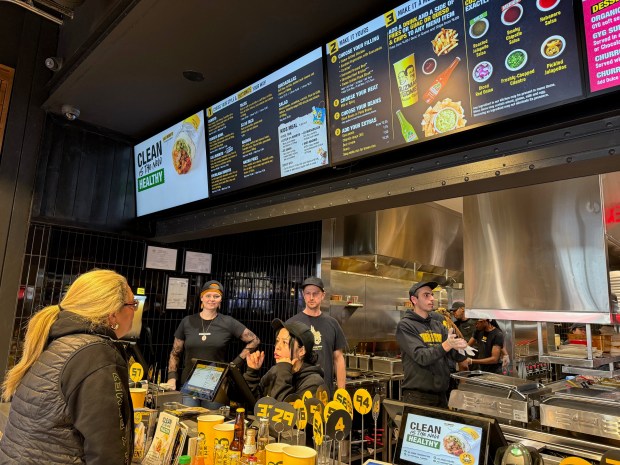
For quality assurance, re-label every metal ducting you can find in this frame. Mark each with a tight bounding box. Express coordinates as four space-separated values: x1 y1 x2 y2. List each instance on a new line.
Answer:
327 204 464 284
464 174 617 324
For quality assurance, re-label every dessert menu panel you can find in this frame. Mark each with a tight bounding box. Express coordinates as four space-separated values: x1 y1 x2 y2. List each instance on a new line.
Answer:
581 0 620 92
207 48 328 196
326 0 583 163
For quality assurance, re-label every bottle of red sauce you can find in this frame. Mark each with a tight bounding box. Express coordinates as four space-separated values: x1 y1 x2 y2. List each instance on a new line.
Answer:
423 57 461 104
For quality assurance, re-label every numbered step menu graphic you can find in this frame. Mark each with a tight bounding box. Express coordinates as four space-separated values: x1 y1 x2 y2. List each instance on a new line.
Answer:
326 0 583 164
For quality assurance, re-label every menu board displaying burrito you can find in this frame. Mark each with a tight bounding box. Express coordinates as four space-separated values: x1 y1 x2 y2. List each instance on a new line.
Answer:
134 111 209 216
207 48 328 196
326 0 583 163
581 0 620 92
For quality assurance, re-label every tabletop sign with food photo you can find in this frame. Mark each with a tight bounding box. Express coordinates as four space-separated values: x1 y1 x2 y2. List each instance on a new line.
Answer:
398 414 483 465
134 111 209 216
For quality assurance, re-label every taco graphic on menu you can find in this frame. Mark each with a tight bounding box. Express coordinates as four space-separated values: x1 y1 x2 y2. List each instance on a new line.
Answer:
171 133 195 175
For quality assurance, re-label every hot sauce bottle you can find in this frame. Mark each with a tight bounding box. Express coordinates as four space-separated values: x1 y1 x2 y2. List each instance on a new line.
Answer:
423 57 461 104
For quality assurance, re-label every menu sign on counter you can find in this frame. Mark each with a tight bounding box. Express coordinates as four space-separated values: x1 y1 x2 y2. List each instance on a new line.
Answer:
582 0 620 92
207 48 328 196
326 0 583 163
134 111 209 216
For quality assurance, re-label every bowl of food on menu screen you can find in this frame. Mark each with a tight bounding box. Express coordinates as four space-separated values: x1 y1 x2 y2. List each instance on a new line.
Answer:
541 35 566 59
469 17 489 39
537 0 560 11
422 98 467 137
472 61 493 83
501 3 523 26
171 133 195 174
423 58 437 75
505 49 528 72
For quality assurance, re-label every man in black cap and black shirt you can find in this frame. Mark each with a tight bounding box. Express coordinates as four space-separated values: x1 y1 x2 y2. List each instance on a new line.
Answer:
450 301 476 342
396 281 469 407
244 319 324 400
287 276 347 395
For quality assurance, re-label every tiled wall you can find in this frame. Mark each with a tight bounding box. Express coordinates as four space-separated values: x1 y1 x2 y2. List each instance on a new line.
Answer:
11 221 321 377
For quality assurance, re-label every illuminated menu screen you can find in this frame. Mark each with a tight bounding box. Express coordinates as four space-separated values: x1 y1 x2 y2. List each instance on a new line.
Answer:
582 0 620 92
326 0 583 163
207 48 328 196
134 111 209 216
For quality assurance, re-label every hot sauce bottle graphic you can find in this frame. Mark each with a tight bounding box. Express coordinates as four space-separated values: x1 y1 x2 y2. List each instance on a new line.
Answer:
423 57 461 104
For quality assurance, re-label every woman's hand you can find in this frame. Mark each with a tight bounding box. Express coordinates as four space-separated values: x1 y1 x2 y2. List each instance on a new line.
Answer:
246 350 265 370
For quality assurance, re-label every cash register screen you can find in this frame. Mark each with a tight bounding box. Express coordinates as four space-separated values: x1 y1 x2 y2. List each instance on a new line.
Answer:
180 360 228 401
394 405 490 465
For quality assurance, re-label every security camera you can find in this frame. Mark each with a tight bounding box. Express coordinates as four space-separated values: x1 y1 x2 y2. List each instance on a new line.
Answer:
44 57 63 72
61 104 80 121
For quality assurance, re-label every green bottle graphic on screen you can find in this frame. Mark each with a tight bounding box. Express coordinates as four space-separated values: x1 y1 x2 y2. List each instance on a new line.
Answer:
396 110 418 143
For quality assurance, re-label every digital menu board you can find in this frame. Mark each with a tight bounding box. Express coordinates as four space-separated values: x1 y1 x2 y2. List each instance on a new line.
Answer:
134 111 209 216
582 0 620 92
326 0 583 163
207 48 328 196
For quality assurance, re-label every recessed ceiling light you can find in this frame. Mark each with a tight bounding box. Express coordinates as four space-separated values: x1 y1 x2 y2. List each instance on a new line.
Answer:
183 70 204 82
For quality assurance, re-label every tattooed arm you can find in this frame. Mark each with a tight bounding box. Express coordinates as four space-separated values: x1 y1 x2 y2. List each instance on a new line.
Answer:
166 337 184 388
238 328 260 360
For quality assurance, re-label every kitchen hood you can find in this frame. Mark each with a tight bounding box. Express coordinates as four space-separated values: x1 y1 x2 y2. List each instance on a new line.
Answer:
326 203 464 284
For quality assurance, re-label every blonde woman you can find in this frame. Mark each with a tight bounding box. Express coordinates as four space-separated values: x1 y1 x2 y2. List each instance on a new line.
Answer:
0 269 136 465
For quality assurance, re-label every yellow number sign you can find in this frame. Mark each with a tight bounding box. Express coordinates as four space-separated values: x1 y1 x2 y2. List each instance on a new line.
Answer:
334 388 353 418
353 388 372 415
129 362 144 383
313 411 324 446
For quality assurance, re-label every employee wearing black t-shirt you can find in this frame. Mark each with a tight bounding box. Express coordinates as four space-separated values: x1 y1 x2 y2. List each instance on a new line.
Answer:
469 319 504 374
164 280 260 404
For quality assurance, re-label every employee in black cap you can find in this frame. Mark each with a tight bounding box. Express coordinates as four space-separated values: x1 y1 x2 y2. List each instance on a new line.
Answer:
450 301 476 342
286 276 347 395
244 319 324 400
164 280 260 404
570 322 587 336
396 281 469 407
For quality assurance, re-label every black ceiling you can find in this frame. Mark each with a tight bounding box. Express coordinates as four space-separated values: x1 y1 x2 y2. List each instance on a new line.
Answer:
43 0 391 140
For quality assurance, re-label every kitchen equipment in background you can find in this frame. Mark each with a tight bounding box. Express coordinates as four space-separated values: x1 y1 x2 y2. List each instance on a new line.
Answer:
370 357 402 375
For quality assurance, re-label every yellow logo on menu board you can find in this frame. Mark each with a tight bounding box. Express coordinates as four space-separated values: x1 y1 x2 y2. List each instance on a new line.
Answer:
384 10 397 27
207 107 213 118
237 85 252 100
328 40 339 55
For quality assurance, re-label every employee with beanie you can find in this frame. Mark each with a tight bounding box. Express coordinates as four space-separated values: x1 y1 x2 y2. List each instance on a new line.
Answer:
165 280 259 404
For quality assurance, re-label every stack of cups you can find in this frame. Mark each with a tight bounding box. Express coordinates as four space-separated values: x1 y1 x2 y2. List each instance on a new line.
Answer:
196 414 224 465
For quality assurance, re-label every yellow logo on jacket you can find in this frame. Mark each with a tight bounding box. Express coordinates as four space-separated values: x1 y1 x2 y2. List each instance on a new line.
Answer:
420 332 443 343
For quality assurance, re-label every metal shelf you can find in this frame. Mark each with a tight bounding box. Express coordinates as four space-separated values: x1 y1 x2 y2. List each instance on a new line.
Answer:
538 354 620 368
561 365 620 377
330 300 364 308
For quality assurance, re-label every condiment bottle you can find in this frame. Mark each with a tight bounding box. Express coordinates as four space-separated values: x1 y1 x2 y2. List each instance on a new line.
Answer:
396 110 418 142
214 444 225 465
423 57 461 104
230 408 246 456
194 436 206 465
228 451 241 465
178 456 192 465
255 418 269 465
242 426 258 461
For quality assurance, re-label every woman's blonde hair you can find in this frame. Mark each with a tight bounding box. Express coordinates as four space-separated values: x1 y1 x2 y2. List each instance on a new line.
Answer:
2 269 129 401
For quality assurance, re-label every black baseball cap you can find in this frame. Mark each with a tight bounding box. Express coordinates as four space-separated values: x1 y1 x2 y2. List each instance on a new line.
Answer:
409 281 438 297
570 322 586 331
200 280 224 297
272 318 315 354
450 301 465 311
301 276 324 291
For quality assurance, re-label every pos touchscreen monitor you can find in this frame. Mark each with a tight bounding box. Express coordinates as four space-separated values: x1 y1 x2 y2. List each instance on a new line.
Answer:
180 360 228 402
394 404 499 465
